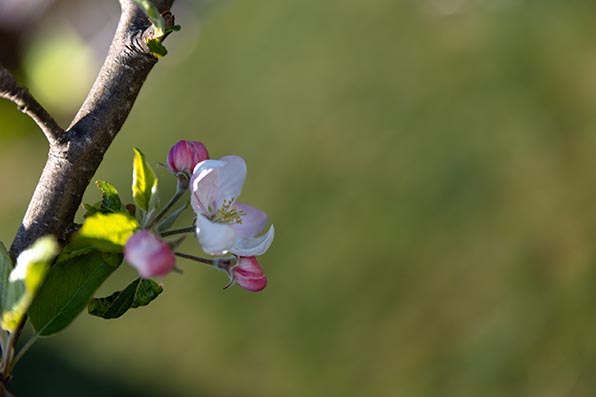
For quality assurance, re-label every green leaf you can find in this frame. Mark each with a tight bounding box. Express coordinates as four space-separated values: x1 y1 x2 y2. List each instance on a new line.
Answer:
132 147 158 212
83 202 102 217
28 250 122 336
164 25 181 34
88 278 163 319
1 236 59 332
67 212 138 255
96 180 122 213
0 242 13 316
147 39 168 57
83 181 123 218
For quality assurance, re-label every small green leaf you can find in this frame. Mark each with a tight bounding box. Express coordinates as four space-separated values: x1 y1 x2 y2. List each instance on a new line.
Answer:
1 236 59 332
132 147 158 212
28 250 122 336
68 212 138 254
88 278 163 319
164 25 181 35
147 39 168 57
96 180 122 213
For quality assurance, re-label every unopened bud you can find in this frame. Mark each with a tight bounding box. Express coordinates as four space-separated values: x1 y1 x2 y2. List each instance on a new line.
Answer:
167 140 209 174
124 230 176 278
231 256 267 292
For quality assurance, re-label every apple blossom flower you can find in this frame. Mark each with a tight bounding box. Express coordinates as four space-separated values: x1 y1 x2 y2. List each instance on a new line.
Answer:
167 140 210 175
124 230 176 278
190 155 275 256
230 256 268 292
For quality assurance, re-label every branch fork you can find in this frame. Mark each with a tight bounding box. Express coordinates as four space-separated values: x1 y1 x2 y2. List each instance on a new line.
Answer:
0 0 175 390
5 0 174 258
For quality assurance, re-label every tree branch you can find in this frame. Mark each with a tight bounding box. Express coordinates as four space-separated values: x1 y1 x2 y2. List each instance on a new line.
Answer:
0 65 65 146
9 0 175 258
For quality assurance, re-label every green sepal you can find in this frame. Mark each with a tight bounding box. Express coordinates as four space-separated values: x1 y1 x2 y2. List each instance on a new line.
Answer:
88 278 163 319
132 147 158 213
1 236 59 332
157 201 189 233
28 251 122 336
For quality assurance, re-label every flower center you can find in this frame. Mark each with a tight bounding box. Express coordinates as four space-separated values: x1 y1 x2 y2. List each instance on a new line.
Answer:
210 199 245 224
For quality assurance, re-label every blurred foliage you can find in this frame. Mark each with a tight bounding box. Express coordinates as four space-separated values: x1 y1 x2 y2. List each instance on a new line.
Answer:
25 26 95 115
3 0 596 396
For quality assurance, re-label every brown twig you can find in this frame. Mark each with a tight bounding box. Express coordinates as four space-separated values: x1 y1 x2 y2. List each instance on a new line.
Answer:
0 65 65 146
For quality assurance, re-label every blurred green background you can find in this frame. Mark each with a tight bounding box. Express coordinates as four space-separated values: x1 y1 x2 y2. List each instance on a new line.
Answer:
3 0 596 396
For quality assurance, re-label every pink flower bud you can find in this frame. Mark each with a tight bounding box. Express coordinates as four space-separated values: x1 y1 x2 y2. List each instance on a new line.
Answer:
231 256 267 292
167 140 210 174
124 230 176 278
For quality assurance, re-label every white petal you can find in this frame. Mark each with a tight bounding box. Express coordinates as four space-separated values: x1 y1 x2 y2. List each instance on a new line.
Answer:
196 215 237 255
231 224 275 257
190 159 226 216
190 156 247 216
213 156 247 208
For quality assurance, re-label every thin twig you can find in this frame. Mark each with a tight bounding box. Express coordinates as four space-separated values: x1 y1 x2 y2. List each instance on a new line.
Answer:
0 65 65 146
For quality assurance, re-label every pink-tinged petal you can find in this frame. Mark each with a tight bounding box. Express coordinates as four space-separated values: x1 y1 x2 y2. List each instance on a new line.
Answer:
196 215 237 255
124 231 176 278
232 257 267 292
230 202 269 238
190 159 226 216
190 156 247 216
212 155 246 208
167 140 209 174
231 224 275 257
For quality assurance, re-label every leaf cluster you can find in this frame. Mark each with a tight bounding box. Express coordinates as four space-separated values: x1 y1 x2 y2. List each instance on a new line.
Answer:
1 149 166 339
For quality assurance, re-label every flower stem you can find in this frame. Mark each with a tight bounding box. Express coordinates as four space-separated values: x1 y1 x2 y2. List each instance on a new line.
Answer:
1 333 14 378
175 252 237 271
147 190 184 230
1 315 28 380
147 174 189 230
174 252 214 265
161 226 195 237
